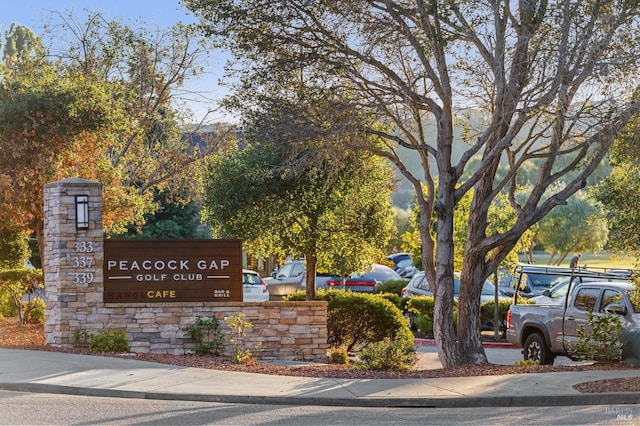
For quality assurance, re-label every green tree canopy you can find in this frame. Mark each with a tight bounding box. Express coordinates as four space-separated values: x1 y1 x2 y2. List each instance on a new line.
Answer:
593 118 640 255
203 138 395 299
536 191 608 264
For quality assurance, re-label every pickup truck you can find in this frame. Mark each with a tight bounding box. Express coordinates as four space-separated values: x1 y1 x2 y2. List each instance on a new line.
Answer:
506 279 639 365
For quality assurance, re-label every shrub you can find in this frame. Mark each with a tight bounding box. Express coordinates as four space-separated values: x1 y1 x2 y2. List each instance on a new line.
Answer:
24 297 45 325
405 295 435 318
377 292 404 310
479 299 513 332
0 268 43 324
283 288 339 301
0 288 18 317
356 336 415 371
88 329 130 353
73 329 92 348
411 314 433 335
328 348 350 364
514 359 539 366
226 313 254 363
327 291 414 353
183 315 224 355
376 280 407 296
576 311 623 363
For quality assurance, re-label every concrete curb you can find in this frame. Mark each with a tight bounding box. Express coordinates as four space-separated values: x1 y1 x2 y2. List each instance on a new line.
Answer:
1 382 638 408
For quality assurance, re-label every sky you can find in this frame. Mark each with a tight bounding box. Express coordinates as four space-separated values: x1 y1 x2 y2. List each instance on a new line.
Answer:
1 0 231 122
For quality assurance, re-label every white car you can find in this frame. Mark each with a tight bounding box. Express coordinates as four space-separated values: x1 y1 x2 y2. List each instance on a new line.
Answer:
529 278 571 304
243 269 269 302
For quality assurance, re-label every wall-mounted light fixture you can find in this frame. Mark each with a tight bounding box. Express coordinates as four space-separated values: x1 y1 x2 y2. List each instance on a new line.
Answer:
75 195 89 229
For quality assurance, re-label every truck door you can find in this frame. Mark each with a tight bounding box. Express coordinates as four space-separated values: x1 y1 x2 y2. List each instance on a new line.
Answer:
562 287 600 352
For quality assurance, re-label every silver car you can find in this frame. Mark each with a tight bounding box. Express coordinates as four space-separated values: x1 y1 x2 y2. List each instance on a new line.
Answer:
401 272 510 302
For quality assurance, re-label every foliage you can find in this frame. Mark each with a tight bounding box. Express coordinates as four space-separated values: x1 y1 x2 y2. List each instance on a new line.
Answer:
479 300 515 333
225 313 254 363
327 292 413 353
183 315 224 355
88 329 130 353
514 359 540 367
593 160 640 254
0 289 18 318
0 16 222 262
576 312 623 363
405 296 436 319
73 329 93 348
0 228 31 269
356 336 415 371
536 191 608 264
411 315 434 336
376 280 408 297
376 292 404 310
186 0 640 367
202 134 395 300
0 268 44 325
328 348 350 365
23 297 45 325
283 288 342 302
119 190 208 239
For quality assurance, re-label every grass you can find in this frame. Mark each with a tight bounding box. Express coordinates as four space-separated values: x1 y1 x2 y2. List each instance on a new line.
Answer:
521 252 637 270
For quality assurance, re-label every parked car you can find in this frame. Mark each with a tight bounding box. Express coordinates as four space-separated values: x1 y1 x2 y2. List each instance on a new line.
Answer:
263 260 305 297
529 278 571 304
507 281 640 365
242 269 269 302
326 264 405 293
504 264 633 298
386 252 418 279
401 272 509 302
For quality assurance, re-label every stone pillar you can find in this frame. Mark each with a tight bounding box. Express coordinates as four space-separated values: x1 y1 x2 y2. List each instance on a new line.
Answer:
44 178 103 347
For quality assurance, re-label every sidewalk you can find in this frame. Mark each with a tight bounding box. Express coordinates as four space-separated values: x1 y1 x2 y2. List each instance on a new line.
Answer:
0 348 639 408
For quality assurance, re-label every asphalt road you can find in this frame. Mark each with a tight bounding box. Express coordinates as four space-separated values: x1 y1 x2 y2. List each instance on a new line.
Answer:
0 390 637 425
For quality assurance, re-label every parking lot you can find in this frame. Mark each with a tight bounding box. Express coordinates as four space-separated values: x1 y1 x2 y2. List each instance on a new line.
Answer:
414 342 593 370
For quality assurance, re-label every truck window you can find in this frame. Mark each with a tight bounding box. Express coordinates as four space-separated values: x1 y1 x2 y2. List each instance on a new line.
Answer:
600 289 623 313
573 288 599 312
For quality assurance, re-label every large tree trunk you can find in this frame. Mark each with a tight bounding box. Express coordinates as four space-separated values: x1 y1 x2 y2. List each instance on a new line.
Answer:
305 253 317 300
456 257 488 365
432 169 463 367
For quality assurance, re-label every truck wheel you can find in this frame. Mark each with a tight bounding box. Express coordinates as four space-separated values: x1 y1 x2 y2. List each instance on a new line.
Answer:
523 333 555 365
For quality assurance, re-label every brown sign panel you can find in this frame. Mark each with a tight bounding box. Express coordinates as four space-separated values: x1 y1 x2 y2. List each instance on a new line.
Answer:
104 239 242 303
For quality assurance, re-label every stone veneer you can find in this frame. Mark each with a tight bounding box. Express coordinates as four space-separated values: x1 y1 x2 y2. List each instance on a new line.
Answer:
43 178 328 362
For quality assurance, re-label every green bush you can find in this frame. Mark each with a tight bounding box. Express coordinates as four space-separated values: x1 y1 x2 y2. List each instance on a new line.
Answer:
412 314 433 335
327 291 414 353
88 329 130 353
73 329 93 348
479 299 514 332
24 297 45 325
356 336 415 371
405 295 436 318
329 348 350 364
183 315 224 355
376 280 407 296
0 268 44 324
405 295 459 335
576 311 623 363
0 289 18 317
377 292 404 310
